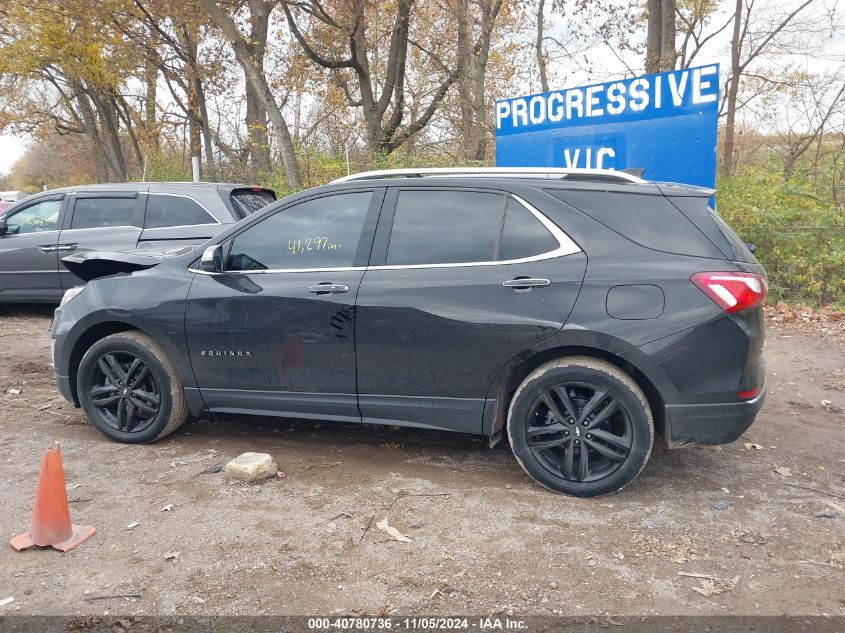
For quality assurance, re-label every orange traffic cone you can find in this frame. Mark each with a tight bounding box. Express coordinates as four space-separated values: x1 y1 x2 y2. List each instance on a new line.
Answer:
10 441 95 552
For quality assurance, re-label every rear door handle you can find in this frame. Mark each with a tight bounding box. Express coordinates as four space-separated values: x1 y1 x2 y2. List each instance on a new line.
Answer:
55 244 77 252
503 278 551 290
308 283 350 295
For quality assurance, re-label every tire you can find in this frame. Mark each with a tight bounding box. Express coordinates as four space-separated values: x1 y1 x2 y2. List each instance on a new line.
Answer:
77 331 188 444
507 357 653 497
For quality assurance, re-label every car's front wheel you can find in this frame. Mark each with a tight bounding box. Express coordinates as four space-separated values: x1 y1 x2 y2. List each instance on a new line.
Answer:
77 331 188 443
507 357 653 497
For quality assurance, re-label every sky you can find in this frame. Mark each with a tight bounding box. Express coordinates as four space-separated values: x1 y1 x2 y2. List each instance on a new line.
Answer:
0 134 26 176
0 0 841 177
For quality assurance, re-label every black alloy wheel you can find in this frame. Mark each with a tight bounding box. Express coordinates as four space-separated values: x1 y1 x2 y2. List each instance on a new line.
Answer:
77 331 188 443
525 382 632 483
508 357 653 497
88 351 161 433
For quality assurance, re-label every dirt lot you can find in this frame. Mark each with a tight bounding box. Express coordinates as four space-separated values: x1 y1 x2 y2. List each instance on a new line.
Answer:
0 303 843 618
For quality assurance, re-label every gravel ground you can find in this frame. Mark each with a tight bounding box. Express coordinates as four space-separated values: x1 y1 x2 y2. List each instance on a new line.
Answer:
0 303 843 619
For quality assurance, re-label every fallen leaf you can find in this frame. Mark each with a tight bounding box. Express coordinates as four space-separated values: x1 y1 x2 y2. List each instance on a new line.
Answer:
160 504 173 512
774 466 793 477
126 522 140 530
376 518 413 543
821 399 832 406
744 442 763 450
163 552 180 560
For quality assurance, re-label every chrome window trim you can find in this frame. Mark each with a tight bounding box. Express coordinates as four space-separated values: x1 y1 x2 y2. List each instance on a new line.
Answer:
144 192 222 225
375 194 579 270
187 195 580 276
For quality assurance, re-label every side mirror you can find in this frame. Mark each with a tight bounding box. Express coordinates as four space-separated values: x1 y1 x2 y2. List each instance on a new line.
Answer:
0 216 7 237
200 244 223 273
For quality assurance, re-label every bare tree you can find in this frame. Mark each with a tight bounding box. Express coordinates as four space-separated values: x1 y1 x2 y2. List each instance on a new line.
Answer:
645 0 676 73
454 0 504 161
244 0 274 173
536 0 549 92
280 0 459 156
200 0 301 188
721 0 818 177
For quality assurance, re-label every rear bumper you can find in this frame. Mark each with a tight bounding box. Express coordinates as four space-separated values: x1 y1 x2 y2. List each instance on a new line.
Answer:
664 385 765 446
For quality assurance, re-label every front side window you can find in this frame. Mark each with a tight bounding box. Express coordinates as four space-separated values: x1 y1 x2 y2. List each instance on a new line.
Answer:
145 194 216 228
386 191 506 265
227 192 373 271
5 199 62 234
71 197 136 229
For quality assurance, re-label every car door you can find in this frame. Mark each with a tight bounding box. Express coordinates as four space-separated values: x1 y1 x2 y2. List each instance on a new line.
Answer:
354 187 588 434
185 188 384 422
0 195 66 302
58 192 144 290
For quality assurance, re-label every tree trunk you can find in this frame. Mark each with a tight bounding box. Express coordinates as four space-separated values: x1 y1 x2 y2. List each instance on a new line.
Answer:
659 0 676 71
471 2 496 161
722 0 743 177
645 0 662 74
73 86 110 182
245 0 272 173
179 27 216 180
456 0 473 160
88 87 127 181
536 0 549 92
201 0 301 188
143 23 160 151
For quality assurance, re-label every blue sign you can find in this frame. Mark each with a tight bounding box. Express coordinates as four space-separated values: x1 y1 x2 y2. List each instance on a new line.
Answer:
495 64 719 188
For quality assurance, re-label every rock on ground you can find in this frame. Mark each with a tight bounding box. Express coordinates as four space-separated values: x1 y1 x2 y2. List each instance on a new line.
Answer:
224 452 277 481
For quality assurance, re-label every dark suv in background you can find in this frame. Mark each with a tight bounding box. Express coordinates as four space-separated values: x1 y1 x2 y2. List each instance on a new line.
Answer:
50 168 767 497
0 182 274 302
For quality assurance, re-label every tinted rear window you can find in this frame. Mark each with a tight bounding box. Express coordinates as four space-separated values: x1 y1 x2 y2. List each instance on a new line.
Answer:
386 191 505 265
145 194 216 228
71 197 136 229
547 189 721 258
230 189 275 219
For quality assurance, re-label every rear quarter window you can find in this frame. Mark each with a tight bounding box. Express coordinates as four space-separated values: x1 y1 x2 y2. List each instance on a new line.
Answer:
145 194 216 228
546 189 721 258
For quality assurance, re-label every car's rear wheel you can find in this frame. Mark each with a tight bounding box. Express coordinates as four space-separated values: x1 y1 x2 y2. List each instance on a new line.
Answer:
77 331 188 443
507 357 653 497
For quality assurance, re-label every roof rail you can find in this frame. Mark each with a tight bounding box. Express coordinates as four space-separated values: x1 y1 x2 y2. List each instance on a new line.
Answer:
331 167 647 185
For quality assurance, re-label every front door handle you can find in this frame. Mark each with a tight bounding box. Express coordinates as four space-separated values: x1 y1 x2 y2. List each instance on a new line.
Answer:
55 243 77 252
308 283 350 295
503 278 551 290
38 246 58 253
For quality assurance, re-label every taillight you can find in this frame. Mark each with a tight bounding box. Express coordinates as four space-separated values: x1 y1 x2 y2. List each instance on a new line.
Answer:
691 272 767 314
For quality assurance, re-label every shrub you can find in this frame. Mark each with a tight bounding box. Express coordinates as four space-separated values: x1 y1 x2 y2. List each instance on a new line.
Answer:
716 166 845 307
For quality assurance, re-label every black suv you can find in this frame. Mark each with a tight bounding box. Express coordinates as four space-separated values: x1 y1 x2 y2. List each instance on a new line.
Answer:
50 168 767 497
0 182 274 303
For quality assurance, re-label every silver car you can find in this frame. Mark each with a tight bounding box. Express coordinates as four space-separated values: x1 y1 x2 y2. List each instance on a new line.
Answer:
0 182 274 303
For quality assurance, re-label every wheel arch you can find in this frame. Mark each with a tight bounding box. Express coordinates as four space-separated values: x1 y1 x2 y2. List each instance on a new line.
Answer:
66 321 141 404
486 344 666 442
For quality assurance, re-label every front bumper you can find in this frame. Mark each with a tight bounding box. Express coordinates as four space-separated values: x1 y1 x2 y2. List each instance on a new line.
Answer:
664 386 765 446
55 372 76 405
